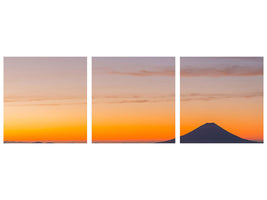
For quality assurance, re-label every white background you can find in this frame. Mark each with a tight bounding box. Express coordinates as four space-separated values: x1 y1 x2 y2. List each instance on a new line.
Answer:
0 0 266 200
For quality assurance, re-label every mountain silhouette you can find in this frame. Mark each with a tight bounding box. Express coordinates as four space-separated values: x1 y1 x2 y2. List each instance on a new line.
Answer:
180 123 258 143
158 138 175 143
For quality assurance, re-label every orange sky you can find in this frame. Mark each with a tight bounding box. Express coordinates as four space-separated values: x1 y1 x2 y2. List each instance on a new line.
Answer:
180 57 263 142
92 57 175 143
4 57 87 143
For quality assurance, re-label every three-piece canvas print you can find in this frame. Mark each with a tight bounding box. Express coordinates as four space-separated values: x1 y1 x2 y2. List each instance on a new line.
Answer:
3 57 264 143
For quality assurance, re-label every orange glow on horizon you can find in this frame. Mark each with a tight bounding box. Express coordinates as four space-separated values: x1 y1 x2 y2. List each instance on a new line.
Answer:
4 57 87 143
180 99 263 141
180 57 263 142
92 57 175 143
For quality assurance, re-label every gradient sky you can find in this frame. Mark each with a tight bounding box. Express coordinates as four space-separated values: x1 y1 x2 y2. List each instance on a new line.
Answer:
4 57 87 143
181 57 263 142
92 57 175 143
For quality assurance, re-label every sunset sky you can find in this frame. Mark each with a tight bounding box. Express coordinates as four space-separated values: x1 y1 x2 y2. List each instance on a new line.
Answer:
180 57 263 142
92 57 175 143
4 57 87 143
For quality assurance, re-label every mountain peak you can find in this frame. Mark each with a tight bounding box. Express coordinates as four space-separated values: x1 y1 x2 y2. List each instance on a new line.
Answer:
203 122 218 126
181 122 256 143
200 122 224 130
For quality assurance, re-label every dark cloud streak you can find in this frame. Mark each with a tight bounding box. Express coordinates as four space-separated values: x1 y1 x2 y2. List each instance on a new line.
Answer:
181 65 263 77
181 92 263 101
108 69 175 77
93 94 175 104
5 96 85 103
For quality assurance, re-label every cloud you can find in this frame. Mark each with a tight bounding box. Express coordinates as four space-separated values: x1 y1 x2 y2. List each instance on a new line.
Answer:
93 94 174 104
108 69 175 77
181 92 263 101
5 96 85 103
4 96 86 106
110 100 149 104
181 65 263 77
7 102 86 106
180 57 263 77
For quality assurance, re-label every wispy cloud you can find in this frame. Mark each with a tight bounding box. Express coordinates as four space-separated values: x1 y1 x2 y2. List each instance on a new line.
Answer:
181 65 263 77
93 94 174 104
181 92 263 101
5 96 86 106
5 96 85 103
7 102 87 107
110 100 150 104
108 69 175 77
